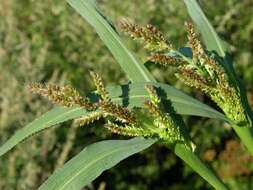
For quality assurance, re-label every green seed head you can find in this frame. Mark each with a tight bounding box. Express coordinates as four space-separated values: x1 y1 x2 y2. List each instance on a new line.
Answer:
120 20 171 52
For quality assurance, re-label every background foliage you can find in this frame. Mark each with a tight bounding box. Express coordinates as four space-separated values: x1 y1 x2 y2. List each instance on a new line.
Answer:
0 0 253 189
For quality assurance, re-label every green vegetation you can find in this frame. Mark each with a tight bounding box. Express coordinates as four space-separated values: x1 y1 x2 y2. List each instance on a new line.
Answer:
0 0 253 189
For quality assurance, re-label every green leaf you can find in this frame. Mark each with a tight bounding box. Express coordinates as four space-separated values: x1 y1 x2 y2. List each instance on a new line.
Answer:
38 138 155 190
0 82 228 157
67 0 155 83
0 107 86 157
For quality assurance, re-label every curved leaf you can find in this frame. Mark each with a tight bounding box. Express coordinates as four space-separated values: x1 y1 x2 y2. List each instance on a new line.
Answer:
67 0 155 83
0 107 86 157
0 82 229 157
38 138 155 190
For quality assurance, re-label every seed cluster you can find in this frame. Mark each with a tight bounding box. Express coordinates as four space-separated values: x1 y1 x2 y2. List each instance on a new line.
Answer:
29 83 95 109
144 86 187 145
121 20 249 126
120 20 171 52
90 71 110 102
99 101 137 124
74 111 104 126
150 54 187 67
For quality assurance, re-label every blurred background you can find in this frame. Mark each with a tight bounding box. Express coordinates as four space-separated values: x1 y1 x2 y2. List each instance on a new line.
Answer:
0 0 253 189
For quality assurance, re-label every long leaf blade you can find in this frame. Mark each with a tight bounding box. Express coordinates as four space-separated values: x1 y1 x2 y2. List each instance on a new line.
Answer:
0 107 86 157
38 138 155 190
67 0 155 82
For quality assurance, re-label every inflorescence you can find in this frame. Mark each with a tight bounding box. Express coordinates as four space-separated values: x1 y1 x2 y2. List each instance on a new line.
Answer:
29 72 193 149
120 20 249 127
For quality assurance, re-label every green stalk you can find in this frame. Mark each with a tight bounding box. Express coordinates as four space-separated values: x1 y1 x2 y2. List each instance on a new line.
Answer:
233 125 253 156
174 143 228 190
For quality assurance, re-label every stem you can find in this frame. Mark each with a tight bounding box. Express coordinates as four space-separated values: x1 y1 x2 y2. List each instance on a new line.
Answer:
173 143 229 190
233 125 253 156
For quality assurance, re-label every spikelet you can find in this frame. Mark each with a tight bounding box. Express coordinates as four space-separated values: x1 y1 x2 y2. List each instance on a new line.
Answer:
143 85 189 146
120 20 171 52
185 22 228 84
74 111 104 126
176 68 210 92
150 54 186 67
185 21 205 61
88 71 137 124
90 71 110 102
29 83 95 109
143 100 162 119
145 85 161 106
99 101 136 124
104 123 152 137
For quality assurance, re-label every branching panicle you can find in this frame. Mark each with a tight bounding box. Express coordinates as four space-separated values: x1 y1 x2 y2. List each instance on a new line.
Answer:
136 21 250 127
29 73 193 149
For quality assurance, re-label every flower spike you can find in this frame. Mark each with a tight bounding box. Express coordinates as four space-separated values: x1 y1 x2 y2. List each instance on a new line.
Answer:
29 83 95 109
99 101 137 124
90 71 110 102
150 53 187 67
120 20 171 52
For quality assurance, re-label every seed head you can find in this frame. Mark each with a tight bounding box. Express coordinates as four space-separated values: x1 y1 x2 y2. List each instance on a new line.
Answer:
150 54 186 67
90 71 110 102
29 83 95 109
120 20 171 52
177 68 212 92
99 101 137 124
104 123 151 137
145 85 161 106
185 21 204 60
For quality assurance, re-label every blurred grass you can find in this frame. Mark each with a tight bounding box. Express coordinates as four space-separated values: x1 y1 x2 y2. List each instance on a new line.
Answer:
0 0 252 189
